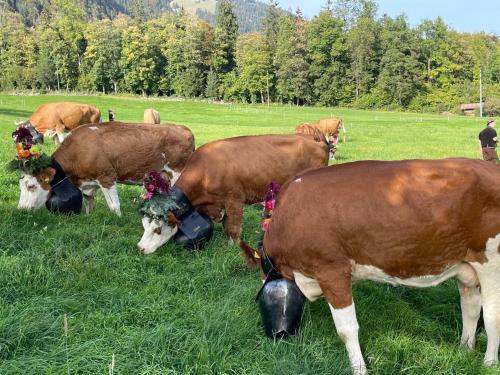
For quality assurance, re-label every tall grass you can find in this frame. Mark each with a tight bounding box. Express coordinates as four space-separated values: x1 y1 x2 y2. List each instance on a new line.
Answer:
0 95 497 374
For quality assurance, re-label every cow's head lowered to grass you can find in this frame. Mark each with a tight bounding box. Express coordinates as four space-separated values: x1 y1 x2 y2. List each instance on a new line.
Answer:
10 124 52 210
11 124 82 214
137 172 213 254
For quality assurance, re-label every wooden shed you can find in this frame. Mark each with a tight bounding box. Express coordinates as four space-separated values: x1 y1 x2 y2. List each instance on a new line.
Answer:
460 103 480 116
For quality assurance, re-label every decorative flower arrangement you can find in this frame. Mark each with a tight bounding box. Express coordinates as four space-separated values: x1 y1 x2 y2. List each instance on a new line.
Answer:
262 182 280 232
138 171 178 220
8 125 51 174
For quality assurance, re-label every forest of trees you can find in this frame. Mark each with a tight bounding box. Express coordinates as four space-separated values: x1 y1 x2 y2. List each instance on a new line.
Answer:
0 0 499 114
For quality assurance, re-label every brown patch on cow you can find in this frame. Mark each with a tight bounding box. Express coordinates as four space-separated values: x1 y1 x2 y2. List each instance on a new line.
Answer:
153 227 162 235
262 159 500 294
166 212 181 228
34 167 56 190
464 248 488 264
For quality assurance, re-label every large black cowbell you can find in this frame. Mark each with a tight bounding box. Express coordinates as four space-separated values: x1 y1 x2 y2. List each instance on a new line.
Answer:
170 186 213 250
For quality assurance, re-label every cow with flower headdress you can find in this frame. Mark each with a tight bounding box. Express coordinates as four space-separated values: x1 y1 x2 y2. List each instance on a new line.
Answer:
137 132 329 254
11 122 194 216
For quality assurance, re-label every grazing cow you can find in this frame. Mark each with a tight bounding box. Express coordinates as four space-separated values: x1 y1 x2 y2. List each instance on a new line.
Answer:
294 123 335 159
137 132 329 254
316 117 346 143
144 108 160 124
241 159 500 375
17 122 194 216
21 102 101 145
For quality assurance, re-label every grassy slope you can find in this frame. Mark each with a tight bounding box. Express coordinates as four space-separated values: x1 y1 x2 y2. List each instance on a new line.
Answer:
0 95 498 375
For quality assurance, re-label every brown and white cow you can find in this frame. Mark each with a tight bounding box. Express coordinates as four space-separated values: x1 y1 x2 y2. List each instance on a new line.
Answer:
18 122 194 216
144 108 160 124
316 117 346 143
21 102 102 144
137 132 329 254
242 159 500 375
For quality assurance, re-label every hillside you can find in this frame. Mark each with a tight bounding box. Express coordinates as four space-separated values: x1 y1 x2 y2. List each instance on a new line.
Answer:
5 0 269 32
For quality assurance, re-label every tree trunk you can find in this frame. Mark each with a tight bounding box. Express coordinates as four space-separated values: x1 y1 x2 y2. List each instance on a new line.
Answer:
113 81 118 94
102 84 105 94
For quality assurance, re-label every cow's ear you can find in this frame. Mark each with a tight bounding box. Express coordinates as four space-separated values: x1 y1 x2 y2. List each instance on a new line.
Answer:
166 212 181 228
35 167 56 188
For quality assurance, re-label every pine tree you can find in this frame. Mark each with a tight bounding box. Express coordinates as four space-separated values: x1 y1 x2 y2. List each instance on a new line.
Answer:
261 0 280 57
213 0 238 75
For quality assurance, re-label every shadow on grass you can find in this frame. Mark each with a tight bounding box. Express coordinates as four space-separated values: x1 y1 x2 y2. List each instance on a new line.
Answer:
0 109 32 119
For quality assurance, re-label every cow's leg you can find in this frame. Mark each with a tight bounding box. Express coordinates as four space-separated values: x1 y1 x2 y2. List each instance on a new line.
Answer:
98 182 121 216
54 123 66 145
222 200 244 245
456 264 481 350
320 270 367 375
471 234 500 366
81 184 98 214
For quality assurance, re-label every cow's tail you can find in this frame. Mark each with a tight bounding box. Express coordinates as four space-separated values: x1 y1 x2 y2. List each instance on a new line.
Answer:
239 241 261 268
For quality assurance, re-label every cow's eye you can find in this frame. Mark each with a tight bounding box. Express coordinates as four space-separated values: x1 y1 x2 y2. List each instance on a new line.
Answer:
153 227 162 235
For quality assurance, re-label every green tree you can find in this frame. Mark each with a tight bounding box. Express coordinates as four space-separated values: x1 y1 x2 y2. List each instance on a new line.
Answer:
235 32 272 103
120 24 157 96
308 10 352 106
274 14 310 105
213 0 238 75
83 19 123 93
348 0 379 99
377 15 422 107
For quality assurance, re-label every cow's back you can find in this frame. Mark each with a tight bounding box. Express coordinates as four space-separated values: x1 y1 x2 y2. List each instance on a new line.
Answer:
30 102 101 132
266 159 500 279
179 134 328 203
54 122 194 184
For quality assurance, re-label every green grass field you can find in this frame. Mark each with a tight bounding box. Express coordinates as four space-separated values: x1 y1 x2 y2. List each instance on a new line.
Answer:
0 95 498 375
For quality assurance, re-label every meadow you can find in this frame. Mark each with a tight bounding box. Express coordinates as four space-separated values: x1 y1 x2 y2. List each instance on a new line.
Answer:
0 94 497 375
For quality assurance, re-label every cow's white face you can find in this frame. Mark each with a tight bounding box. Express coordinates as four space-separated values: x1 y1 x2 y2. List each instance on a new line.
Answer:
18 173 51 210
138 216 178 254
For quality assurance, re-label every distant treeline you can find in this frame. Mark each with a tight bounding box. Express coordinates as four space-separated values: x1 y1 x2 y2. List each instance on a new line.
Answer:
1 0 499 113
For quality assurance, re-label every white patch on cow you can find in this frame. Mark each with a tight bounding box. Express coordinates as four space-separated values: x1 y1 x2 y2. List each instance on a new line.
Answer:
88 126 99 131
18 173 50 210
138 217 178 254
351 262 463 287
163 164 181 185
293 272 323 301
55 132 65 145
161 153 166 159
293 178 302 183
80 181 99 214
470 233 500 366
329 302 367 375
99 183 121 216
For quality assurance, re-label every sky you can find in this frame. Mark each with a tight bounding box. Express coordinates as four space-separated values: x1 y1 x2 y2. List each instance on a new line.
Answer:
276 0 500 35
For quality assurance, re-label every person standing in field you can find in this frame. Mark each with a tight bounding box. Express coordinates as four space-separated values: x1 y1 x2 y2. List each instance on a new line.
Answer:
478 119 498 163
108 109 115 122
